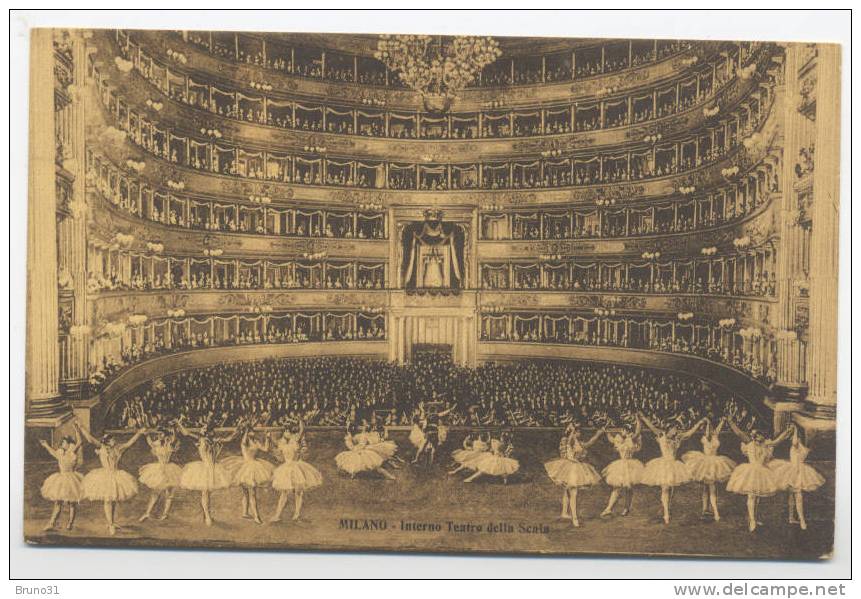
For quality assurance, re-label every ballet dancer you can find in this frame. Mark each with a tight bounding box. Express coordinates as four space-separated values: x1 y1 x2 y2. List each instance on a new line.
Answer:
408 408 426 463
365 420 404 468
449 431 489 475
639 413 705 524
464 431 519 484
682 417 736 522
545 424 605 527
220 420 274 524
270 418 323 522
177 418 240 526
413 403 454 466
768 424 825 530
335 423 396 480
38 426 83 531
138 426 182 522
76 420 146 535
726 419 793 532
600 415 644 518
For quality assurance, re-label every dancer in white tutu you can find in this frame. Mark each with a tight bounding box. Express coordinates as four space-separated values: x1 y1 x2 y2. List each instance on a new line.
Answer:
639 413 705 524
364 419 404 469
545 425 605 527
682 417 736 522
270 418 323 522
727 419 793 532
335 424 396 479
449 431 489 475
38 427 83 531
138 427 182 522
600 415 644 518
177 419 240 526
220 421 273 524
768 424 825 530
76 420 146 535
464 431 519 484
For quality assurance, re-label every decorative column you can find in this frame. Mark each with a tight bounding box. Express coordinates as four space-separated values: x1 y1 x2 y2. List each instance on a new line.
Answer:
801 44 840 434
59 32 90 397
769 48 806 421
26 30 68 427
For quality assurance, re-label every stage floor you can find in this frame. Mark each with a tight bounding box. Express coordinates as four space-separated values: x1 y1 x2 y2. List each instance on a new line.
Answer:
24 430 835 559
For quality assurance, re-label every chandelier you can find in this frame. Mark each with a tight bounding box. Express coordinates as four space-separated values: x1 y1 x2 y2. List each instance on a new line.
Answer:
375 34 502 112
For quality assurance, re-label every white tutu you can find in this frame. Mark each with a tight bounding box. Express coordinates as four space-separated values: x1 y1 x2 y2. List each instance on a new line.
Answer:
82 468 138 501
726 463 779 497
602 458 645 488
409 425 425 449
138 462 183 490
681 451 737 483
179 461 232 491
546 458 602 488
768 460 825 492
41 471 83 502
272 460 323 491
473 453 519 477
366 440 398 460
335 448 384 474
452 448 481 465
220 456 273 487
641 457 691 487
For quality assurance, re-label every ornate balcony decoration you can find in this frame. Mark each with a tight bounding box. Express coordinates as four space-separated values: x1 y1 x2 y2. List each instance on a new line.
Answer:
797 72 817 121
374 34 502 112
144 98 164 112
128 314 149 326
125 158 146 173
55 178 73 218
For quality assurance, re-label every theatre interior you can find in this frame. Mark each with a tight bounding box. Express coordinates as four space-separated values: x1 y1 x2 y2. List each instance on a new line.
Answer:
24 28 839 555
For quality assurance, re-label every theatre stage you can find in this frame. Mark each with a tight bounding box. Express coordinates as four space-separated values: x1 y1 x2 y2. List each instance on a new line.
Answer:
24 430 834 559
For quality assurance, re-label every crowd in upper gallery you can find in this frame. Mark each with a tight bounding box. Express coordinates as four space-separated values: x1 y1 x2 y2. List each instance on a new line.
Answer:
172 31 697 87
112 37 749 139
95 77 769 191
113 32 751 141
89 140 776 244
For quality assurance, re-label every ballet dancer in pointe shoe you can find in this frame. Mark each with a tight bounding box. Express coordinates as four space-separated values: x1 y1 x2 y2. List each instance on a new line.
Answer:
38 426 84 532
545 424 604 527
220 420 273 524
335 423 396 480
601 415 644 518
177 418 240 526
726 419 793 532
682 417 736 522
138 426 182 522
464 430 519 485
767 424 825 531
76 420 146 535
449 431 489 475
639 413 705 525
270 418 323 522
362 419 403 469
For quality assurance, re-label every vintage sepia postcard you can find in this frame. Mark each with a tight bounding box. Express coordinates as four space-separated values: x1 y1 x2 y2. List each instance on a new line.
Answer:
24 25 839 560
